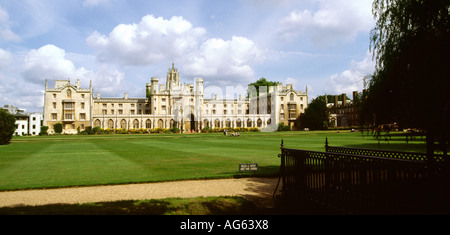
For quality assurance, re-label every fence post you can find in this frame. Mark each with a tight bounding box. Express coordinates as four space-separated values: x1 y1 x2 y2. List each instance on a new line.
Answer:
279 139 286 193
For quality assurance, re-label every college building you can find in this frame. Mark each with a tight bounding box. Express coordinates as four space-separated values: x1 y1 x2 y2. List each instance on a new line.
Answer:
43 63 308 134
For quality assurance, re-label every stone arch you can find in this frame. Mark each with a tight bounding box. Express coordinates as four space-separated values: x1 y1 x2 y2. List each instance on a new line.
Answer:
247 118 252 127
214 119 220 128
236 118 242 128
94 119 101 128
257 118 262 128
120 119 127 129
108 119 114 129
133 119 139 129
225 119 231 128
146 119 151 129
158 119 164 128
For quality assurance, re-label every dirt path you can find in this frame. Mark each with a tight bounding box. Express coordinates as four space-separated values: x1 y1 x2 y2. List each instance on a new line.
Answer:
0 177 280 209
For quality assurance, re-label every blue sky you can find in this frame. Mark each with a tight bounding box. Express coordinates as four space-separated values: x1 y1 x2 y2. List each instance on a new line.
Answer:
0 0 376 112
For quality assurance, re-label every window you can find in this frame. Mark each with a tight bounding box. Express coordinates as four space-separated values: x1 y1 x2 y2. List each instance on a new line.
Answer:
81 102 85 109
102 109 107 115
67 89 72 98
103 104 107 108
81 94 85 99
131 110 135 115
119 104 123 108
131 104 135 108
111 109 114 114
80 113 86 120
290 93 294 101
280 113 285 119
65 113 73 120
52 113 57 120
119 109 123 114
53 94 56 99
53 102 56 109
64 103 74 109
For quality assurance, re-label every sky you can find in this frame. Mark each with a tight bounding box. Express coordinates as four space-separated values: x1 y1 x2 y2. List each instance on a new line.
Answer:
0 0 376 113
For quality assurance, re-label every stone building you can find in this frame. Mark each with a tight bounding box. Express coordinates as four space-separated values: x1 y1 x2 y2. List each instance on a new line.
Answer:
43 63 308 134
327 91 359 128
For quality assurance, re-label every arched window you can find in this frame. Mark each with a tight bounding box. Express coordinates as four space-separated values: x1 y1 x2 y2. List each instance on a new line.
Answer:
67 89 72 98
290 93 294 101
146 119 151 129
133 119 139 129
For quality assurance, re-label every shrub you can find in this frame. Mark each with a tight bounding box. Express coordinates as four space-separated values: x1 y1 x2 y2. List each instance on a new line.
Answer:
277 123 291 131
92 126 102 134
0 110 16 145
39 126 49 136
54 123 63 134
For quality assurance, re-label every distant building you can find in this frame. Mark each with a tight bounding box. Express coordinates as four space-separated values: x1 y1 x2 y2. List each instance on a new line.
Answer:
43 63 308 134
1 105 43 136
327 91 359 128
29 113 44 136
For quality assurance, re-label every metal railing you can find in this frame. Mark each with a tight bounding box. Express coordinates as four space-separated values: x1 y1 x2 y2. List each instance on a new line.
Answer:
278 139 450 214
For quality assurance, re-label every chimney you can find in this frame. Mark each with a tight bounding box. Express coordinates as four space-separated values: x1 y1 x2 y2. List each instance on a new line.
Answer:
124 92 128 99
97 92 100 99
342 93 346 107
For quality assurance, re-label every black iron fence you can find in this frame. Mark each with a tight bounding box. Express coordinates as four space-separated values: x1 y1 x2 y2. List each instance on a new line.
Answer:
277 139 450 214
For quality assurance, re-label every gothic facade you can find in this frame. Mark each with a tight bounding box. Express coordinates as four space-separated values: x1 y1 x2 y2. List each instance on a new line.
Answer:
43 63 308 134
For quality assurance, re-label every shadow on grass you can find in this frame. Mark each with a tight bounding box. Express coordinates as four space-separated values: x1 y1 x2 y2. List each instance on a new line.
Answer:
0 197 267 215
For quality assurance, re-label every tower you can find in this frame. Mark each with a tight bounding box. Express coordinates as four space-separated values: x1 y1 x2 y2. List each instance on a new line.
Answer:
166 62 180 91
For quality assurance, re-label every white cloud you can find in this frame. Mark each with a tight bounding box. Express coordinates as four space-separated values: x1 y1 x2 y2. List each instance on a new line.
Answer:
87 14 206 66
183 36 265 86
278 0 374 47
0 48 12 68
0 5 21 42
329 51 375 95
21 44 125 97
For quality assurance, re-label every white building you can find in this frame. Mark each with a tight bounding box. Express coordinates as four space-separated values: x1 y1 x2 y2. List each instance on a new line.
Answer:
29 113 44 135
1 105 43 136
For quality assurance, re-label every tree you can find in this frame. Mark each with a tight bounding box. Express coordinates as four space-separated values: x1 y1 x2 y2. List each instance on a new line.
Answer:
248 77 280 97
364 0 450 155
0 110 16 145
299 96 328 130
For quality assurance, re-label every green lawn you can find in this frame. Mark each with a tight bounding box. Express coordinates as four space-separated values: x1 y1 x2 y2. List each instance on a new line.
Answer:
0 131 427 191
